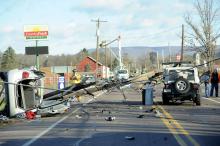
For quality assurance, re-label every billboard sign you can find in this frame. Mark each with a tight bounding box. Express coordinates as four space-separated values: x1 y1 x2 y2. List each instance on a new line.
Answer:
24 25 48 40
25 46 49 55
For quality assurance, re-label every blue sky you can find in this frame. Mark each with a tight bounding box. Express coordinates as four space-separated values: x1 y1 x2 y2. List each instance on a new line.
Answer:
0 0 218 55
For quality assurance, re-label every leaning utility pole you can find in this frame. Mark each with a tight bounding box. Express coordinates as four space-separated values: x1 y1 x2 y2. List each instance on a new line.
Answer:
118 35 122 69
105 44 108 78
100 40 108 78
162 48 164 63
168 42 171 62
181 24 184 61
157 51 159 70
110 49 112 70
91 18 107 78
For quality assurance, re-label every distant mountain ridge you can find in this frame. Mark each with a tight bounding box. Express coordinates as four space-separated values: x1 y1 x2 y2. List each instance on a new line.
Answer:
88 45 220 58
89 46 183 58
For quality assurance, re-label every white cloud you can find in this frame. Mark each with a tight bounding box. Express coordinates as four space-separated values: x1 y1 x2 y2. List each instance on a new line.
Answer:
82 0 128 10
0 0 199 55
142 19 156 27
1 25 15 33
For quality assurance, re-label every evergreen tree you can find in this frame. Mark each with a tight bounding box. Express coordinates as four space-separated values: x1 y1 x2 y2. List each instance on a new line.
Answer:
84 64 91 72
112 58 119 70
1 46 18 71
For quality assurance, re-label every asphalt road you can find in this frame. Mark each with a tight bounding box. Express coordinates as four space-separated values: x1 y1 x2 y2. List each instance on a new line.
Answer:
0 86 220 146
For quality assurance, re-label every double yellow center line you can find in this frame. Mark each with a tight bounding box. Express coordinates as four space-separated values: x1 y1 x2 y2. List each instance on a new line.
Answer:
154 105 200 146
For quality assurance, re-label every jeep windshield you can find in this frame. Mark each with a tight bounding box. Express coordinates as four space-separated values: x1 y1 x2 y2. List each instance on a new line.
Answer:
167 69 195 81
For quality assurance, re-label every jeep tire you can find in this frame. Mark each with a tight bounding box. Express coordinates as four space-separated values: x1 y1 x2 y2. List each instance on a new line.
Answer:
162 94 169 105
194 94 201 106
175 78 190 94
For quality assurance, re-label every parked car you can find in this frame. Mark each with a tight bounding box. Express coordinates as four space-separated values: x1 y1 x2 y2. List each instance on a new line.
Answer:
81 75 96 84
115 69 129 80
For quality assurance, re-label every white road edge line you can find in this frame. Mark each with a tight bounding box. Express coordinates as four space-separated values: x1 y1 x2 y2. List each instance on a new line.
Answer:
22 90 106 146
73 91 106 146
22 108 80 146
202 97 220 104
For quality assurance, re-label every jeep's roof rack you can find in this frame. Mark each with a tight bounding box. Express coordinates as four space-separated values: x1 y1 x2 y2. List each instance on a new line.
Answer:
162 61 192 67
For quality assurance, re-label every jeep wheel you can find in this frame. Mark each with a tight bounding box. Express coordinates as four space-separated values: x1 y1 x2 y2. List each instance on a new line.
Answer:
194 94 201 106
162 94 169 105
175 78 190 94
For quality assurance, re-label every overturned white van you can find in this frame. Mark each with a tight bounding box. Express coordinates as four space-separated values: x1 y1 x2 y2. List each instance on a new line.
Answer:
0 68 44 117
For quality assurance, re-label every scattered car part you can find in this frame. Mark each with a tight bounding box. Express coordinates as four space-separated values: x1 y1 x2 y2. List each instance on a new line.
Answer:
125 136 135 140
137 114 144 118
39 100 70 115
75 115 82 119
0 115 9 121
105 116 115 121
25 111 36 120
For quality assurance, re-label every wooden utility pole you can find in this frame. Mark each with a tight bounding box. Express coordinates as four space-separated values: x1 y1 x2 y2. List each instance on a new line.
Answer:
105 45 108 78
101 40 108 78
181 24 184 61
157 51 159 70
162 48 164 63
91 18 107 78
110 49 112 70
168 42 171 62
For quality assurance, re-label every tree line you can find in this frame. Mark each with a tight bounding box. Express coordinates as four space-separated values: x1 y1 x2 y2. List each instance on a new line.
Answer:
0 46 128 72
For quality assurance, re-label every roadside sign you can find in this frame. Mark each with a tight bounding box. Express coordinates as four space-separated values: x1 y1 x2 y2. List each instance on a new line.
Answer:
24 25 48 40
176 54 181 61
25 46 49 55
58 76 65 89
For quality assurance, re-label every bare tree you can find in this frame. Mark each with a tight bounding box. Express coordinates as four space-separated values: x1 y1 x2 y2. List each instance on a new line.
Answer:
185 0 220 70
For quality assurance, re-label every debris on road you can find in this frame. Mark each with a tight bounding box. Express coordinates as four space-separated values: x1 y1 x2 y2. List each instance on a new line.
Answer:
105 116 116 121
101 109 112 114
145 107 156 113
164 137 168 141
0 115 9 121
75 115 82 119
25 111 36 120
125 136 135 140
155 110 164 118
35 114 41 119
15 112 26 119
137 114 144 118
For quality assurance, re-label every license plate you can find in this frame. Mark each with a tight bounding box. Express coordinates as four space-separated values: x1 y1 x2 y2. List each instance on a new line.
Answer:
164 89 171 92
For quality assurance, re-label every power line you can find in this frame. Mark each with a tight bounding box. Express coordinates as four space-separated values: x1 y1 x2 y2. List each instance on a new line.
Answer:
103 25 181 40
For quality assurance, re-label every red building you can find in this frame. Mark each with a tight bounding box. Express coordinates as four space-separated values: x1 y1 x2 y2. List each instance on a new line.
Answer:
77 56 102 72
76 56 110 78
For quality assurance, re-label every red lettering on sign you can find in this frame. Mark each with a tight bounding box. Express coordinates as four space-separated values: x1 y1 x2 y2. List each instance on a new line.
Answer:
24 31 48 36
